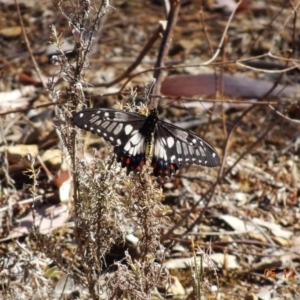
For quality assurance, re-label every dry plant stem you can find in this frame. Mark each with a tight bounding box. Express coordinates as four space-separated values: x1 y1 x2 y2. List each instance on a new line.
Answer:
0 196 43 214
162 0 171 15
74 5 105 80
266 6 299 121
237 2 300 71
95 26 162 88
268 1 297 55
152 0 181 107
46 3 115 297
198 4 218 140
201 0 242 67
180 237 299 258
237 61 297 73
191 239 203 299
212 240 300 257
198 5 214 57
0 122 15 188
0 97 293 118
245 215 276 246
25 157 40 234
218 105 255 179
289 2 297 59
220 37 228 137
269 104 300 124
14 0 46 89
36 155 55 181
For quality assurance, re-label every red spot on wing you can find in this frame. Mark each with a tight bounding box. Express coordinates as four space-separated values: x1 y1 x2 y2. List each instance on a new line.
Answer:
151 157 180 178
114 147 146 175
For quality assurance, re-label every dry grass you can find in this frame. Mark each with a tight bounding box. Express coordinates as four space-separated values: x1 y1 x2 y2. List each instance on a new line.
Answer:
1 0 300 299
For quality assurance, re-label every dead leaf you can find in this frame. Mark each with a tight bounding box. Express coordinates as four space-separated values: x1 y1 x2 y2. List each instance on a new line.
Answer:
161 73 298 99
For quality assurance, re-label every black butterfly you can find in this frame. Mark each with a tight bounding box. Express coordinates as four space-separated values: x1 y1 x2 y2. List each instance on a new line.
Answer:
73 108 220 177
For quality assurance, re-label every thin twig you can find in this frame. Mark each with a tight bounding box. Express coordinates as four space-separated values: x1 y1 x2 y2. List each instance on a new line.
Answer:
152 0 181 107
94 26 162 88
14 0 46 89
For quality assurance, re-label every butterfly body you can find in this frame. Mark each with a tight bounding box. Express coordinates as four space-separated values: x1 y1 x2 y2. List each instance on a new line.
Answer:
73 108 220 177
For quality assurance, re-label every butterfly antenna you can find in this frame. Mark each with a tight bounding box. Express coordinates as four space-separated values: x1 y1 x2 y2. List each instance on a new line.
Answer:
145 78 156 105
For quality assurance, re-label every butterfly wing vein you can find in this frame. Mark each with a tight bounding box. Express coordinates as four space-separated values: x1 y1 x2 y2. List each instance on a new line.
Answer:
155 121 220 167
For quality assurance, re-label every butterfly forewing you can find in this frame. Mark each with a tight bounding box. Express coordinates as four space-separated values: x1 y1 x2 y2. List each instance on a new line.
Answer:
73 108 146 147
155 121 220 167
73 108 150 175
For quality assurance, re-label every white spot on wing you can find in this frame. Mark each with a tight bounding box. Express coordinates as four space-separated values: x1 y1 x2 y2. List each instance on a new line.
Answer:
114 124 123 135
107 122 117 132
124 133 145 155
115 111 131 120
90 115 100 123
104 112 109 117
79 113 84 118
199 147 205 156
167 137 174 148
154 140 167 161
182 143 188 155
124 133 144 152
130 133 143 145
102 121 110 128
176 141 182 154
125 124 133 135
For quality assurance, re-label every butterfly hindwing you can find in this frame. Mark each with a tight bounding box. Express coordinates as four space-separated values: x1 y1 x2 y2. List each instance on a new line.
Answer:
150 121 220 177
